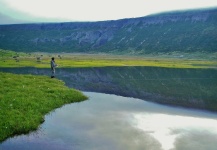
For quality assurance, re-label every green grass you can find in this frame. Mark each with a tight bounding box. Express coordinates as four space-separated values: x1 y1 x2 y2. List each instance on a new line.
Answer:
0 52 217 69
0 49 28 58
0 72 87 142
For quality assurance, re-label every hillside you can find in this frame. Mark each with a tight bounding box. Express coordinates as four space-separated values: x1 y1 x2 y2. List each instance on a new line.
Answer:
0 8 217 54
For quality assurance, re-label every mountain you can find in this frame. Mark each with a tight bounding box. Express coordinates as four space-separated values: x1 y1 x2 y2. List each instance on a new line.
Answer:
0 8 217 54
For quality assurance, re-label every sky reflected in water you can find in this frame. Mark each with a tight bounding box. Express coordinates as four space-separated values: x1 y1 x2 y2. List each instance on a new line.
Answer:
1 92 217 150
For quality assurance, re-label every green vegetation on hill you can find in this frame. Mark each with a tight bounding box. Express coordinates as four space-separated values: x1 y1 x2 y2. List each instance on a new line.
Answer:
0 72 87 142
0 8 216 54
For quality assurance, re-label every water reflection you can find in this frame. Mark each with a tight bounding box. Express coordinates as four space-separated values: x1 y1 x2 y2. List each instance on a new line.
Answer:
1 67 217 111
1 92 217 150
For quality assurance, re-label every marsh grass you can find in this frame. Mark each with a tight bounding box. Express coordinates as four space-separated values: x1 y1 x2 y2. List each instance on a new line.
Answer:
0 53 217 69
0 72 87 142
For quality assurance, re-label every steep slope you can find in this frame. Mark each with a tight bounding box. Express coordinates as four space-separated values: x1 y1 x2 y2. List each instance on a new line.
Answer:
0 8 217 54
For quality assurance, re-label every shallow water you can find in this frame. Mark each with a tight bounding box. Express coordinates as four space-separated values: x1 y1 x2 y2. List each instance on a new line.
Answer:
1 92 217 150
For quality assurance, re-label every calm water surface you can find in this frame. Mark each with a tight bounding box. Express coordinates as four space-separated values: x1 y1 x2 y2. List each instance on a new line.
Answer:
1 92 217 150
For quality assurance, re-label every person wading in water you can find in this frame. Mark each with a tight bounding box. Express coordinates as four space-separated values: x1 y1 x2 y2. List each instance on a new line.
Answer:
51 57 57 78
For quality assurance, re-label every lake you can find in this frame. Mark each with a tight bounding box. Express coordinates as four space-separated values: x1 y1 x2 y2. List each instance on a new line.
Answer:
1 92 217 150
0 67 217 150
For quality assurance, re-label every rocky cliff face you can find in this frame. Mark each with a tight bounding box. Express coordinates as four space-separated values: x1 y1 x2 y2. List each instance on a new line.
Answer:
0 8 217 53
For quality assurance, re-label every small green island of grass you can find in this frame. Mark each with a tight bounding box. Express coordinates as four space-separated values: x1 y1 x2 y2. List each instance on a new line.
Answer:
0 72 87 142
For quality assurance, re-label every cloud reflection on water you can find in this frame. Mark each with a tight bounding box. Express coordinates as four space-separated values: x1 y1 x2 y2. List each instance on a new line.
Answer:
1 92 217 150
132 113 217 150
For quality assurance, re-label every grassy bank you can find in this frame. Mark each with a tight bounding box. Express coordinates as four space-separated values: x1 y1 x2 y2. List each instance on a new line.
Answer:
0 50 217 69
0 72 87 142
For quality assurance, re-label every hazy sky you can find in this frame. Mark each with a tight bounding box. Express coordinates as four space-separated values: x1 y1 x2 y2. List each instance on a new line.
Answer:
0 0 217 24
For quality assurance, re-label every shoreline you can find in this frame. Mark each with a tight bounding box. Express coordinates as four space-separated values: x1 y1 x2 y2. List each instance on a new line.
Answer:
0 72 87 142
